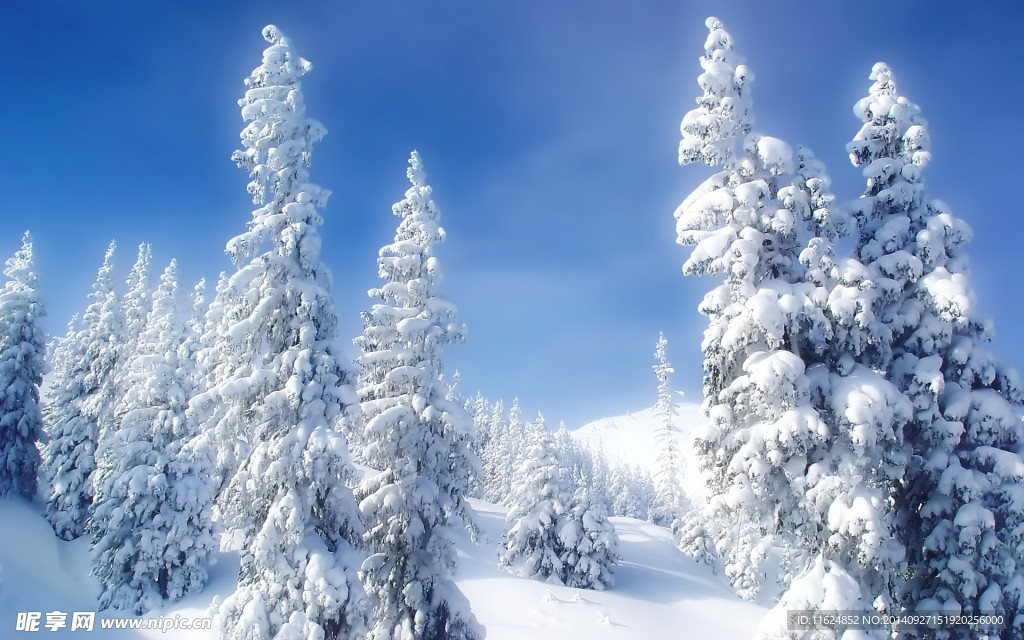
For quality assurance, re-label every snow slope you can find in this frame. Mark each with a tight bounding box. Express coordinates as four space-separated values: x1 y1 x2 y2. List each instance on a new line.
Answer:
571 402 710 498
0 479 766 638
570 402 705 468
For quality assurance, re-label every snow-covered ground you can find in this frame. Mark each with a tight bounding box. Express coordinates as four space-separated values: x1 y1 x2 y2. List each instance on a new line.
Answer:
0 411 768 640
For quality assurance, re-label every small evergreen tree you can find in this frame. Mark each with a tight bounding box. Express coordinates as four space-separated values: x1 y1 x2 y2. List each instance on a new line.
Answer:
479 398 508 503
356 151 483 640
487 398 527 507
500 423 573 583
0 232 46 499
558 481 619 591
501 419 619 590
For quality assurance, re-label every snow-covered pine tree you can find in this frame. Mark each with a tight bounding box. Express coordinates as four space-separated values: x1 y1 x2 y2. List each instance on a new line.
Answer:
193 271 227 397
552 420 592 489
465 393 490 497
180 278 206 393
501 419 620 590
0 232 46 499
585 446 613 513
213 25 368 640
355 151 483 640
42 241 125 540
121 243 153 347
675 18 823 600
479 398 508 503
558 479 620 591
613 464 656 522
651 332 684 533
845 63 1024 637
500 420 571 583
186 271 246 498
677 20 912 612
493 398 527 507
110 243 153 417
90 260 215 614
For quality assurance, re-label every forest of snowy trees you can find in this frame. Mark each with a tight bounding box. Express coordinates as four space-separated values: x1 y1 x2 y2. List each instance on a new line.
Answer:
0 16 1022 640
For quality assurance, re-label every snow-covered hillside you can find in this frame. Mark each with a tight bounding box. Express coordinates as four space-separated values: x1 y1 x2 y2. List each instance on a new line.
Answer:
0 478 767 639
570 402 705 467
571 402 709 498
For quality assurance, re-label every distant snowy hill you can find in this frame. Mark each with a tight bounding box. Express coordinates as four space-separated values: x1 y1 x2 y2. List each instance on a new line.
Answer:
0 457 768 639
571 402 710 498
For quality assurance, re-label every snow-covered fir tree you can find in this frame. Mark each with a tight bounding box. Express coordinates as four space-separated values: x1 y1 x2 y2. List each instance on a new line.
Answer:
121 243 153 347
552 420 596 496
677 19 911 611
355 151 483 640
186 271 246 498
465 393 490 498
559 480 619 590
478 398 507 502
608 463 655 522
651 332 684 533
675 18 814 598
585 446 613 513
111 243 154 414
500 418 619 590
844 63 1024 637
500 419 571 583
90 260 215 614
212 25 368 640
180 278 206 392
0 232 46 499
42 241 125 540
481 398 527 507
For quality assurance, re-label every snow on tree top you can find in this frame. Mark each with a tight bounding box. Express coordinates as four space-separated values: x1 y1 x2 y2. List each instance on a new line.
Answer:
407 149 426 187
262 25 283 44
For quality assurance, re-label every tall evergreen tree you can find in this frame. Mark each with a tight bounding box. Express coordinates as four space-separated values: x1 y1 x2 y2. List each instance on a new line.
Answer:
0 232 46 499
676 17 827 600
42 241 125 540
651 332 684 533
846 63 1024 637
187 271 246 498
479 398 508 503
212 26 368 640
677 19 911 613
90 260 215 614
122 243 153 346
356 151 483 640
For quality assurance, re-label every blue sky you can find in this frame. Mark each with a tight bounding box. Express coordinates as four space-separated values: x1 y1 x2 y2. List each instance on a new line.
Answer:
3 2 1023 427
